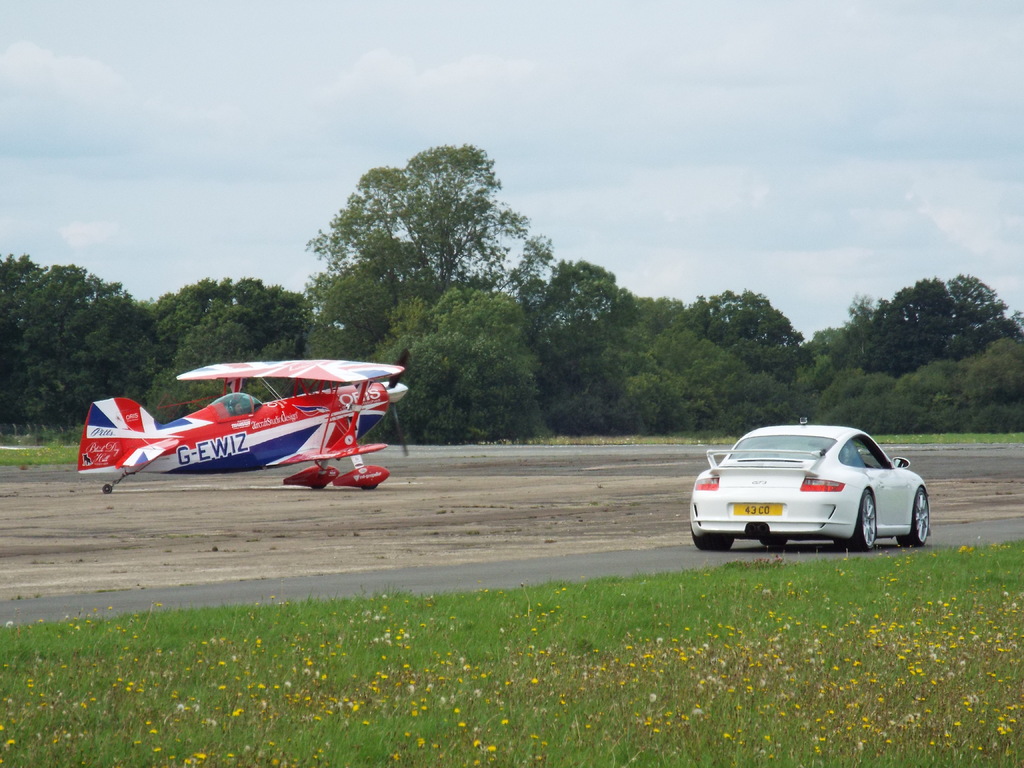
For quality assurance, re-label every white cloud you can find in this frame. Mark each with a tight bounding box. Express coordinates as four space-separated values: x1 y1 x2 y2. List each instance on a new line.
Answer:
313 48 543 150
0 41 136 158
59 221 119 249
0 40 128 103
319 49 538 104
908 170 1024 262
2 1 1023 334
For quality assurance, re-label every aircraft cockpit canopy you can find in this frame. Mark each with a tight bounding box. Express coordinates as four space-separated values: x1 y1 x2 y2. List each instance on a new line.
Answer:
211 392 263 419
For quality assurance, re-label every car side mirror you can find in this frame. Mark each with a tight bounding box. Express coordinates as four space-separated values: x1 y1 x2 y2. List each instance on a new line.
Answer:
893 456 911 468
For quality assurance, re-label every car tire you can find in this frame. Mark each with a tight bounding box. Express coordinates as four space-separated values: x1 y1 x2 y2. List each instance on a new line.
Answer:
897 487 930 547
692 529 734 551
846 489 877 552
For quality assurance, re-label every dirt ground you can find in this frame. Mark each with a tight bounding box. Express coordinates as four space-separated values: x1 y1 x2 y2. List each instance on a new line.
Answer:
1 443 1022 601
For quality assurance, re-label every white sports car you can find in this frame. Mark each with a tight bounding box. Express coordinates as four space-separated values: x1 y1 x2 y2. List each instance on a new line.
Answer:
690 424 930 551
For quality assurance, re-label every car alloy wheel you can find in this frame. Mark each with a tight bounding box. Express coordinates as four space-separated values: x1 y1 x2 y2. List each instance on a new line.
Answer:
848 489 877 552
897 487 930 547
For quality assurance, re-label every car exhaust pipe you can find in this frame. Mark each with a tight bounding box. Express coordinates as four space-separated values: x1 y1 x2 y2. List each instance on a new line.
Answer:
745 522 771 537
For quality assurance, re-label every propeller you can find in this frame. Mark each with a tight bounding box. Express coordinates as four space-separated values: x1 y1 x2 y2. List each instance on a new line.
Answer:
387 349 410 455
388 348 409 390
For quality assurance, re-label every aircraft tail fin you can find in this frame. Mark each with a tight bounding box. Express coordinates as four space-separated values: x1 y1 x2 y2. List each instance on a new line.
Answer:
78 398 163 472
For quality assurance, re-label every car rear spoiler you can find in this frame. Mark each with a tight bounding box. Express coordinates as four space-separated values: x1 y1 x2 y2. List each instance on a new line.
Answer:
705 448 826 469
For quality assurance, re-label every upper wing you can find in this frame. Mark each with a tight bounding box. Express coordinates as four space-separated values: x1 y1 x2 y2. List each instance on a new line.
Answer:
177 360 403 384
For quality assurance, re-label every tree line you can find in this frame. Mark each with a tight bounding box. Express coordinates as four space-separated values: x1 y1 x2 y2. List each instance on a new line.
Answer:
3 145 1023 440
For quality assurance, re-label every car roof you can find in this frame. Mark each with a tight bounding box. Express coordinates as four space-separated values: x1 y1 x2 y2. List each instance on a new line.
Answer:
738 424 865 441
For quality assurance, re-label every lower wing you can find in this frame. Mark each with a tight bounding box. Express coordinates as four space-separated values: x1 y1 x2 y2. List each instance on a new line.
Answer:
271 442 388 466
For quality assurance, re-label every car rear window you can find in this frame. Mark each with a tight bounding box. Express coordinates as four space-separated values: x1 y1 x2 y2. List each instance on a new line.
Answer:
732 435 836 457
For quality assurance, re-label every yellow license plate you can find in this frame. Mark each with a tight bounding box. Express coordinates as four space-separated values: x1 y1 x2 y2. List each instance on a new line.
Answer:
733 503 783 516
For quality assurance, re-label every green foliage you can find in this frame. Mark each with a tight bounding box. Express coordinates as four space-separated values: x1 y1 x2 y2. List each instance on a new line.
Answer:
305 269 395 360
871 278 958 376
0 255 42 422
630 327 742 433
807 276 1024 434
818 339 1024 433
530 260 640 435
147 278 310 418
152 277 309 368
1 255 156 425
819 275 1024 378
961 338 1024 404
307 145 537 355
5 146 1024 440
683 289 808 382
946 274 1024 357
627 320 812 435
892 360 964 432
391 289 542 443
817 370 907 433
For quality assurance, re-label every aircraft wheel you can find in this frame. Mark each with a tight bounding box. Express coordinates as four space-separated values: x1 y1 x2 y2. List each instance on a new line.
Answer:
360 484 379 491
102 484 113 494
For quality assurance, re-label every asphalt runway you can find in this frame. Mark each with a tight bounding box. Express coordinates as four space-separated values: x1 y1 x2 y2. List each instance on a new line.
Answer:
2 443 1022 625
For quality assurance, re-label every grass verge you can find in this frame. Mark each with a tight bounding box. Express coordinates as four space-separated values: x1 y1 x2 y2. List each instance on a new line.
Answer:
0 444 77 467
1 543 1020 766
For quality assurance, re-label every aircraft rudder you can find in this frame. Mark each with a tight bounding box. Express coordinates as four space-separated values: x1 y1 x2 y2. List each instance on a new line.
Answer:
77 397 159 472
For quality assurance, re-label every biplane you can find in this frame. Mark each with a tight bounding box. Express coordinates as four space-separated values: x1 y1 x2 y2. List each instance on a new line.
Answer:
77 359 408 493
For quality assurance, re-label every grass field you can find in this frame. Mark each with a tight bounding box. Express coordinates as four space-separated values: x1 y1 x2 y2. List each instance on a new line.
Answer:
0 543 1020 767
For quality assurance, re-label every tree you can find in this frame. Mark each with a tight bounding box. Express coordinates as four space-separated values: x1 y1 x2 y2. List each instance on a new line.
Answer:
148 278 310 415
628 322 812 435
307 145 541 355
946 274 1024 359
682 290 807 382
625 327 745 434
962 338 1024 404
833 276 1022 378
892 359 964 432
870 278 958 376
960 339 1024 431
152 278 309 368
816 370 914 433
528 261 639 435
632 296 688 342
390 288 541 443
305 270 396 360
805 295 878 375
503 235 555 317
15 262 155 425
0 255 44 422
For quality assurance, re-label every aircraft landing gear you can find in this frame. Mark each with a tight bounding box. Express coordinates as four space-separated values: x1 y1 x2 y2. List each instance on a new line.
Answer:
100 472 132 494
283 464 340 489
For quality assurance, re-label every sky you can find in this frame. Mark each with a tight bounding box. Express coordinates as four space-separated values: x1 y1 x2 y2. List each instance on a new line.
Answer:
2 1 1023 338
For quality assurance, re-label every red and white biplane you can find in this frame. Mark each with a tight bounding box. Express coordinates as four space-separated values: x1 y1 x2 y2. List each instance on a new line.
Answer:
77 359 408 493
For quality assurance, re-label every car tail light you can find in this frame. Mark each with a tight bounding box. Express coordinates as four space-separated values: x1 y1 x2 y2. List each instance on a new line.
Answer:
694 476 720 491
800 477 845 492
